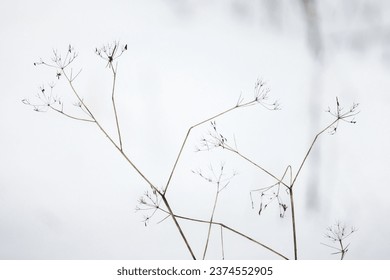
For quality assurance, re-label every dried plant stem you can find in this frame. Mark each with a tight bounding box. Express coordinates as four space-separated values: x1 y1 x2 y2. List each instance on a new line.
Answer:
286 118 342 259
63 72 95 119
213 118 344 260
226 147 289 188
160 195 197 260
49 105 95 122
202 187 221 259
289 188 298 260
163 99 261 196
29 46 359 260
288 119 337 260
339 240 346 260
62 69 196 260
321 222 356 260
291 119 338 188
220 226 225 260
110 63 123 151
167 212 289 260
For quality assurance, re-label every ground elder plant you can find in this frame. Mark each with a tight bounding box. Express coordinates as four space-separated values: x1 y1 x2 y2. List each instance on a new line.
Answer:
24 42 359 260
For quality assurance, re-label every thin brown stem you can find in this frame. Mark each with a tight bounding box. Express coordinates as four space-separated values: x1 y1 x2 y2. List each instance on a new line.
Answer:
160 210 288 260
163 99 259 196
62 72 96 119
289 188 298 260
220 225 225 260
62 69 196 260
339 239 345 260
160 195 197 260
291 119 338 188
49 106 95 123
287 120 337 260
322 222 356 260
288 117 347 259
202 187 220 259
110 63 123 151
226 147 290 189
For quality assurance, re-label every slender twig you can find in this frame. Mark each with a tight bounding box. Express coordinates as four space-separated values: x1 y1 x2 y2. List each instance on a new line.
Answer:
163 98 275 196
69 68 82 82
292 98 359 188
250 165 295 258
62 71 155 187
110 62 123 151
29 46 359 261
321 222 356 260
227 147 289 188
339 239 346 260
289 187 298 260
160 195 196 259
291 120 338 188
250 165 292 217
162 211 289 260
49 106 95 122
203 183 221 259
61 68 196 260
193 164 233 259
220 225 225 260
197 122 288 188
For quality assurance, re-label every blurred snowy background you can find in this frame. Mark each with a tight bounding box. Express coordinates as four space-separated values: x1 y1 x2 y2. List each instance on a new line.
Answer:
1 0 389 259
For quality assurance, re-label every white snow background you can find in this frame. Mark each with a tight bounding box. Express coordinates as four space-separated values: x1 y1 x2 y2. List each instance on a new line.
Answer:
0 0 389 259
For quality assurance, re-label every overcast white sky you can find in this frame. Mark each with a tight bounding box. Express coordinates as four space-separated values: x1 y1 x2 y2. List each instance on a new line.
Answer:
1 0 390 259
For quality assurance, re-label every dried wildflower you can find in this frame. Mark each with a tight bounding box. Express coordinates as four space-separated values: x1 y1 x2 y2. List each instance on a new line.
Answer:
321 222 357 260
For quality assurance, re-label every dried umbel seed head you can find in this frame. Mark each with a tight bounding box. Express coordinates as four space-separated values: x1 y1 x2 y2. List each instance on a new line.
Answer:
95 41 128 69
321 222 357 260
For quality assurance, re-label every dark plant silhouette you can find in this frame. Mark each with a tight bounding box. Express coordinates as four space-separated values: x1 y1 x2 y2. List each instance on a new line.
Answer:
24 42 358 260
321 222 357 260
